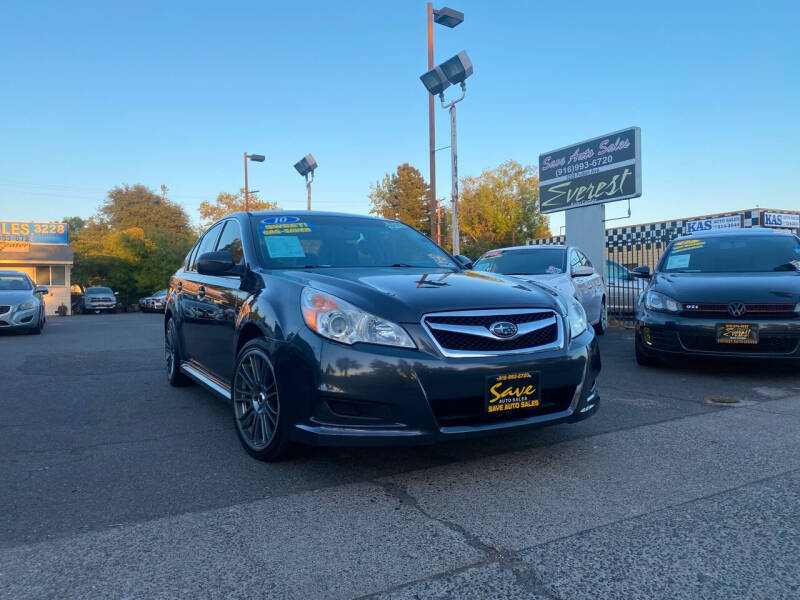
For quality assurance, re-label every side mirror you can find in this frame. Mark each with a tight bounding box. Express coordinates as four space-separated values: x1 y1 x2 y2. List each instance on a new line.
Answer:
453 254 473 269
198 251 237 276
35 285 48 295
632 265 651 278
114 291 119 296
572 265 594 277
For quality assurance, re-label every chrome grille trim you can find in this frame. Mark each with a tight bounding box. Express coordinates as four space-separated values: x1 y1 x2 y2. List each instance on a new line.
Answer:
421 308 564 358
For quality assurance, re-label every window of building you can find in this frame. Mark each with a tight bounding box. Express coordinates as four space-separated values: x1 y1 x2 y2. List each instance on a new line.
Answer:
35 266 51 285
34 265 67 286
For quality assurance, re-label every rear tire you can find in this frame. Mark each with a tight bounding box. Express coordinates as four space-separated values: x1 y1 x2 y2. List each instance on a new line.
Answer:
232 339 292 462
635 338 659 366
165 318 191 386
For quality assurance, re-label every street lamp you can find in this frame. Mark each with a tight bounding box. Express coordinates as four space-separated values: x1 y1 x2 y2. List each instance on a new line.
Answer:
420 50 473 256
294 154 318 211
427 4 464 245
243 153 265 212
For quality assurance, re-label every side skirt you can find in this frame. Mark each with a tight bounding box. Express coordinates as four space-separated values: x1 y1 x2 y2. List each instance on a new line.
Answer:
180 361 232 401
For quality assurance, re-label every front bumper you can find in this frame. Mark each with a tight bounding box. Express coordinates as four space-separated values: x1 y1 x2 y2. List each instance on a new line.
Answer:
277 326 601 447
636 311 800 359
0 307 38 329
86 303 117 311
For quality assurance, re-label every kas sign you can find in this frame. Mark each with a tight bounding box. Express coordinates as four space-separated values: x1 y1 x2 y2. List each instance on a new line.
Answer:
684 215 743 234
762 212 800 229
539 127 641 214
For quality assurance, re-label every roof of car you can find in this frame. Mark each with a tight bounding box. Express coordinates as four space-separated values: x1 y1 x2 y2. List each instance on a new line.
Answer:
233 210 384 220
480 245 567 254
0 270 27 276
673 227 795 242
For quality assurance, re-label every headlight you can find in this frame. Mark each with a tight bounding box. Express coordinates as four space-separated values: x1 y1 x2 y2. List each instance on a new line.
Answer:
301 287 415 348
645 290 682 313
567 298 588 339
18 299 37 311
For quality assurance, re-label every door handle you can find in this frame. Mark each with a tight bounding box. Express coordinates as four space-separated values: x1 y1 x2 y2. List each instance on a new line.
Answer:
197 285 206 299
176 281 183 293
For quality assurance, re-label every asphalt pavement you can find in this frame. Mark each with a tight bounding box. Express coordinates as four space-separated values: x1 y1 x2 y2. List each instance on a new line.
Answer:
1 314 798 599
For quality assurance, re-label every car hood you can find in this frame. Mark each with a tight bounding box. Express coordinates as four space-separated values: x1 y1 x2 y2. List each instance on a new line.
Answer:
0 290 35 305
652 272 800 303
268 267 563 322
508 273 574 298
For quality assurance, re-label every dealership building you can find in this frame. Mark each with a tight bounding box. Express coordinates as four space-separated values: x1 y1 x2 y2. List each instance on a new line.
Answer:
0 221 73 315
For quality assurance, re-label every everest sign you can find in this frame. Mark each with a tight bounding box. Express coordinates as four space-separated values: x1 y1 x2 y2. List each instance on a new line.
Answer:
539 127 641 214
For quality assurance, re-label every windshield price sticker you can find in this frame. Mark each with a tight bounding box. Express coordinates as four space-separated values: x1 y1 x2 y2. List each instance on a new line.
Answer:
265 236 306 258
485 372 541 414
672 239 706 253
261 217 312 236
666 254 690 270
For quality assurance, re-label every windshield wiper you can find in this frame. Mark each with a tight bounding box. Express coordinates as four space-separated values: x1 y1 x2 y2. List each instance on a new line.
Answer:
390 263 419 268
773 262 800 272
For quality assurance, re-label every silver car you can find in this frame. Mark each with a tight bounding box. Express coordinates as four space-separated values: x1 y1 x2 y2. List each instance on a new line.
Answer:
83 286 118 314
0 270 47 334
605 259 647 314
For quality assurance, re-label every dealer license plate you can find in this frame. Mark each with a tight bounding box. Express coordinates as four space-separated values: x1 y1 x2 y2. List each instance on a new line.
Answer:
716 323 759 345
485 371 541 414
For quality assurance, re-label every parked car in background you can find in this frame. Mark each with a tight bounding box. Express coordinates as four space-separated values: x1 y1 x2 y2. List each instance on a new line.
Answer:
139 289 167 312
164 212 601 461
634 228 800 365
473 245 607 334
606 259 648 314
0 270 47 334
83 287 118 314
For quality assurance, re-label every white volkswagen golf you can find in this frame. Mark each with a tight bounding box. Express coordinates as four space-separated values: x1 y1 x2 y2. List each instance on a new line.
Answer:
473 245 607 335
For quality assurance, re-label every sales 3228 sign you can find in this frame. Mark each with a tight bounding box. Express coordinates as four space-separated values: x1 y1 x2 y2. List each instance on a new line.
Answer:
538 127 641 214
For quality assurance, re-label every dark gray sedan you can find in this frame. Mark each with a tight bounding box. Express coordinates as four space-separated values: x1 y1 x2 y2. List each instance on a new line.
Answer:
0 270 47 334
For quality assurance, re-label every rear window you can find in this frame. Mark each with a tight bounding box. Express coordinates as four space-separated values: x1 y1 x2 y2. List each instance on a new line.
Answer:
659 235 800 273
474 248 567 275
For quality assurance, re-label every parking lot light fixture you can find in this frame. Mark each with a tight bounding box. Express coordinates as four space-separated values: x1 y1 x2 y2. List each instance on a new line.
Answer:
420 66 451 96
294 154 318 210
433 6 464 28
244 153 266 212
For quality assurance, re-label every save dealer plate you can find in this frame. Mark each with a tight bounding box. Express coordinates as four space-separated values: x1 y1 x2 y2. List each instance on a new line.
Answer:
485 371 541 414
716 323 759 345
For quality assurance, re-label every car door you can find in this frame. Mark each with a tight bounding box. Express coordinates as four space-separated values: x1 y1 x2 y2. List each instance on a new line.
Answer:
196 219 250 382
181 222 224 367
577 249 604 323
569 248 598 323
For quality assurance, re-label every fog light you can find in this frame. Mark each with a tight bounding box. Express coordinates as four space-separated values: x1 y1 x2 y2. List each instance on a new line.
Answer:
641 327 652 346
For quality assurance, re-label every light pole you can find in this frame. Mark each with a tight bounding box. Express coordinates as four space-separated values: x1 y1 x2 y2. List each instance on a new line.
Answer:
243 153 265 211
420 50 473 256
293 154 318 210
427 5 464 245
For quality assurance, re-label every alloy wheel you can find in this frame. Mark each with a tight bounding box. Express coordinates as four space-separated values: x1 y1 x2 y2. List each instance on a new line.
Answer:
234 349 279 450
165 323 176 378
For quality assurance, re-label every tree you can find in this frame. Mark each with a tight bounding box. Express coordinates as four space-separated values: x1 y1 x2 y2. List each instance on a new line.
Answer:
71 184 195 305
198 189 279 227
458 160 551 258
62 216 86 236
368 163 430 233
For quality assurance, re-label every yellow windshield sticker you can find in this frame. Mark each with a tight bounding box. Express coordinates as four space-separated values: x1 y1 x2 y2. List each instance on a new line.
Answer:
260 216 312 236
672 239 706 253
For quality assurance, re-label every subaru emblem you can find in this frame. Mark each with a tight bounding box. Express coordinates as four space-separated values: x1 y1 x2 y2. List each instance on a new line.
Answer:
489 321 518 338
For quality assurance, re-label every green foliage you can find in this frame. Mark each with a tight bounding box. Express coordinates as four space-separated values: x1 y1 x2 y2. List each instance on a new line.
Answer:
458 160 551 258
62 216 86 236
198 189 279 227
70 185 195 305
368 164 431 233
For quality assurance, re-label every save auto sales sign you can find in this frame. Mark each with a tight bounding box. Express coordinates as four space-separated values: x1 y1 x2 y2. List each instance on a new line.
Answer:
538 127 641 214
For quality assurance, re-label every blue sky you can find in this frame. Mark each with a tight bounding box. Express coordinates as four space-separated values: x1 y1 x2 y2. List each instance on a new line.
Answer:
1 0 798 234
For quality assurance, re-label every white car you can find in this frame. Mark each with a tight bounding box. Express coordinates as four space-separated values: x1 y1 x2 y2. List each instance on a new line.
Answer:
473 245 607 334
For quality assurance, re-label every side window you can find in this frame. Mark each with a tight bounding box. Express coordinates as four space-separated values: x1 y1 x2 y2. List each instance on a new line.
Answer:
185 241 200 271
190 223 224 271
578 250 592 269
569 250 582 273
216 220 244 265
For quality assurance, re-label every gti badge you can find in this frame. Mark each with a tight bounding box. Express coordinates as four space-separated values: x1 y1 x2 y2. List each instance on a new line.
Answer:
727 302 746 317
490 321 518 338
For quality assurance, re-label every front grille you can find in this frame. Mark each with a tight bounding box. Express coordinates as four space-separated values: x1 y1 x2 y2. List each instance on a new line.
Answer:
89 297 114 303
423 309 562 356
431 385 575 427
0 305 10 315
682 303 797 319
680 334 798 355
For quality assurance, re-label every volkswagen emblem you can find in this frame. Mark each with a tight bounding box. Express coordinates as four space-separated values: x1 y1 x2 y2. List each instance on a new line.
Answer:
727 302 747 317
489 321 518 338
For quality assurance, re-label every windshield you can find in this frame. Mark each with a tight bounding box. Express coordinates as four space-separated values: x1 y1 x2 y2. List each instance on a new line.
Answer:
87 287 113 294
660 235 800 273
0 275 32 291
473 248 567 275
251 215 458 270
152 289 167 297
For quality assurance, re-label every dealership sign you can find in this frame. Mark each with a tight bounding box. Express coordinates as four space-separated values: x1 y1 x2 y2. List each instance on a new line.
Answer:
0 221 69 244
539 127 641 214
762 212 800 229
684 214 743 234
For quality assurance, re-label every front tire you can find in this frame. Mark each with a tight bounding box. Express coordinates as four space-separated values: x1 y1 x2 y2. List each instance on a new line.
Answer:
594 299 607 336
165 318 191 386
232 339 291 462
